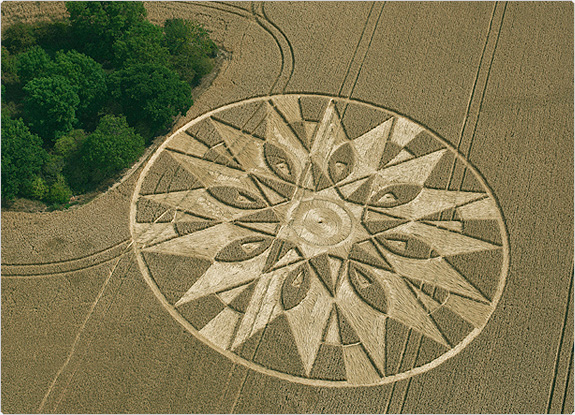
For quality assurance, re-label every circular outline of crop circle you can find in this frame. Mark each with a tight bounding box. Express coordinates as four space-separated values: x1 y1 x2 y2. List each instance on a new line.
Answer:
130 93 510 387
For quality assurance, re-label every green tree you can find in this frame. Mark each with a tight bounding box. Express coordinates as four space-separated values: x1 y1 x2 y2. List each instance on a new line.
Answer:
16 45 52 84
164 19 217 86
46 175 73 205
112 20 170 67
1 47 19 86
49 50 107 121
109 63 192 136
81 115 144 183
23 76 80 142
2 22 37 54
1 115 48 200
66 1 147 62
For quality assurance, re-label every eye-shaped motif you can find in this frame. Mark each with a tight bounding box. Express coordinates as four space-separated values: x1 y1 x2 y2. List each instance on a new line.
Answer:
348 263 388 314
281 263 311 310
369 184 422 208
208 186 267 209
215 236 273 262
375 232 438 259
264 143 298 184
328 143 355 183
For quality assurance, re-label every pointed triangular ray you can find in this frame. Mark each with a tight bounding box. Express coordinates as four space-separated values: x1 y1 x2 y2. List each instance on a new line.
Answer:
136 198 175 223
349 243 392 270
405 279 441 314
352 118 393 172
143 189 244 222
309 254 336 295
363 209 408 234
425 221 463 233
169 150 258 193
374 149 447 186
387 221 499 256
253 179 287 205
271 95 302 123
334 303 361 345
211 117 264 171
232 263 300 350
367 267 449 347
174 220 219 236
310 161 332 191
290 121 312 149
456 197 499 220
235 208 279 223
140 152 203 195
430 305 473 346
199 307 242 350
381 188 487 220
389 117 425 147
343 343 381 384
234 221 279 236
203 143 243 170
134 223 177 247
263 239 301 272
385 148 415 167
443 293 492 328
336 275 387 374
228 281 257 313
324 306 341 344
382 251 486 302
145 222 257 260
284 277 333 375
167 131 209 158
346 176 375 205
218 282 252 304
142 251 211 305
337 176 371 199
252 173 295 199
404 131 445 157
267 103 309 161
309 344 346 381
310 100 348 166
246 314 306 377
175 250 267 307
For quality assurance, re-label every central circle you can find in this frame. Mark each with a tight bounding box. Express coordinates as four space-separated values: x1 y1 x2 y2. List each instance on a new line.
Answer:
290 199 353 246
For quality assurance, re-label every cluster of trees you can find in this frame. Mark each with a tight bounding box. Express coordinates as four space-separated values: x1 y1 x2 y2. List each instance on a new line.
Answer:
2 1 217 206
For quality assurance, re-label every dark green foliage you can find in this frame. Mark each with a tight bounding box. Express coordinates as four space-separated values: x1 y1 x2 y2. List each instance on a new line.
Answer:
16 45 51 84
81 115 144 184
46 175 73 204
2 22 37 54
1 2 217 206
112 21 170 67
109 63 192 136
164 19 217 86
49 50 107 121
66 1 147 62
23 76 80 142
31 21 75 54
1 47 19 85
1 116 48 200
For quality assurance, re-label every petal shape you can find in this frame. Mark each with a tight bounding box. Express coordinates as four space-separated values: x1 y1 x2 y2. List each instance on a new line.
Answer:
215 236 273 262
264 142 298 183
281 263 312 310
207 186 267 209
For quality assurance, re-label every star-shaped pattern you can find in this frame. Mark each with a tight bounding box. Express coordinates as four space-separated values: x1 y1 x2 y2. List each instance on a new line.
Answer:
133 95 506 385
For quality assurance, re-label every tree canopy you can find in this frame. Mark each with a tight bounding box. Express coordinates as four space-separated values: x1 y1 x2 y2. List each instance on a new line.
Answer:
1 115 48 200
1 1 217 207
81 115 144 183
66 1 147 62
23 75 80 141
109 63 192 136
